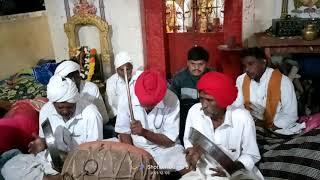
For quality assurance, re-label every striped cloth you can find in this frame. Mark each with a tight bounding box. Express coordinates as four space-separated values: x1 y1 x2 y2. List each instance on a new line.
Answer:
256 125 320 180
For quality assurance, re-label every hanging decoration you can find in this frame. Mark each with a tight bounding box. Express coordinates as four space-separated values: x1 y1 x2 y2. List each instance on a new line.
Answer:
165 0 224 33
73 0 97 15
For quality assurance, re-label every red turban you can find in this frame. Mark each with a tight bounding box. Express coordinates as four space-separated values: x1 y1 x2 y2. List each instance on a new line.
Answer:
135 70 167 106
197 72 238 108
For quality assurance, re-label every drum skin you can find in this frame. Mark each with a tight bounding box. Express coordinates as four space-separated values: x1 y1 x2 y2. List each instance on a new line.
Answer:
61 141 160 180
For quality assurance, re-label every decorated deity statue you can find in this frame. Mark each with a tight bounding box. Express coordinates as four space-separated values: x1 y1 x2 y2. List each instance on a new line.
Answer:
299 0 319 7
72 46 97 81
164 0 222 33
292 0 320 18
194 0 222 32
165 0 184 33
197 0 214 32
73 0 97 15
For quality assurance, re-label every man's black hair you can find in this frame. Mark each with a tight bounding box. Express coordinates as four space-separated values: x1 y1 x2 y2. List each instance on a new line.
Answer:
187 46 209 62
242 47 266 61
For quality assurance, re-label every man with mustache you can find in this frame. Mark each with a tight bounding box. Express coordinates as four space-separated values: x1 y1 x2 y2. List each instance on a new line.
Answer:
181 72 263 179
169 45 212 145
105 52 143 138
116 70 188 175
1 75 103 180
233 47 303 135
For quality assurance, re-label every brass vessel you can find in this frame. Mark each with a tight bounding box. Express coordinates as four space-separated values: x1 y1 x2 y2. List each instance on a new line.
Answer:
302 24 318 41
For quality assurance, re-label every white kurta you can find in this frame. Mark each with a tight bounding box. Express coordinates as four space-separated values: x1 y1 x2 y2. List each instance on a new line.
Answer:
2 100 103 180
182 104 263 180
106 71 142 118
233 68 303 135
115 89 188 171
80 80 109 124
39 99 103 143
39 99 103 171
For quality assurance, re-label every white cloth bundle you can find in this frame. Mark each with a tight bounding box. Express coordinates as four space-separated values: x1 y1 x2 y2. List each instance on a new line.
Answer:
47 75 79 103
1 151 58 180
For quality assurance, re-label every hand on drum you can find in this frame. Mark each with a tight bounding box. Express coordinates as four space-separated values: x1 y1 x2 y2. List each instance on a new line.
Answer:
185 146 202 171
28 134 47 155
130 120 146 136
210 167 227 177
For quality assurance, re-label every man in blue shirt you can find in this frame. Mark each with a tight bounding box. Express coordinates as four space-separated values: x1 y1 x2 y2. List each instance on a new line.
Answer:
169 46 213 145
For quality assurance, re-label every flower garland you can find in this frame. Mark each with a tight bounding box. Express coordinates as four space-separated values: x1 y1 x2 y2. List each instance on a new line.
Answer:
74 46 97 81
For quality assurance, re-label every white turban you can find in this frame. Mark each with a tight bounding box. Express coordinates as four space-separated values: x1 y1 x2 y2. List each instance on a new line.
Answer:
114 51 132 69
47 75 79 103
54 60 80 77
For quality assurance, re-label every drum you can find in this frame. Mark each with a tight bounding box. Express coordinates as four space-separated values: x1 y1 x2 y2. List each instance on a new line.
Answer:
61 141 160 180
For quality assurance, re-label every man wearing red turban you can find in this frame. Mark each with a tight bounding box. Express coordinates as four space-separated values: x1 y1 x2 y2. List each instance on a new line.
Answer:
181 72 264 180
115 70 188 174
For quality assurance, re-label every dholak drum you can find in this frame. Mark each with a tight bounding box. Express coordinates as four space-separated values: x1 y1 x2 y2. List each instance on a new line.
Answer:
61 141 160 180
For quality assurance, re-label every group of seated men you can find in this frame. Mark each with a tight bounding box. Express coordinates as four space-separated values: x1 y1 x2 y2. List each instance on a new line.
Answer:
0 46 303 180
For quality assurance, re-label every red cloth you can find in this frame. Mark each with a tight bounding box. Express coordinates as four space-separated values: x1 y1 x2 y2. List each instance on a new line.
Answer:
197 72 237 108
0 101 40 153
298 113 320 133
134 70 167 106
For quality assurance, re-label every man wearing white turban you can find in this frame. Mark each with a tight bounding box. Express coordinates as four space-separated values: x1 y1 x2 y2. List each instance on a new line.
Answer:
1 75 103 180
54 60 109 124
39 75 103 145
106 52 142 119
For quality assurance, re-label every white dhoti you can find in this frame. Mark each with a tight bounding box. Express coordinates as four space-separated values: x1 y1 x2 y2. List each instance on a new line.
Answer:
145 144 188 171
180 170 257 180
104 138 188 171
180 157 263 180
1 151 58 180
180 169 229 180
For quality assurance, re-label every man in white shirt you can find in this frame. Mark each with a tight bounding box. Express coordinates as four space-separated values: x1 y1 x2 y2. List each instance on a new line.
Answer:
182 72 263 180
2 75 103 180
115 70 188 174
54 60 109 125
106 51 142 119
105 52 142 138
233 47 304 135
38 75 103 145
